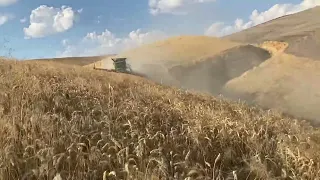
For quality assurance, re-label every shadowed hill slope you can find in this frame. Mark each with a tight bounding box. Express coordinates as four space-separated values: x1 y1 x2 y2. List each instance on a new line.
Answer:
223 53 320 125
1 59 320 179
169 45 271 94
224 6 320 59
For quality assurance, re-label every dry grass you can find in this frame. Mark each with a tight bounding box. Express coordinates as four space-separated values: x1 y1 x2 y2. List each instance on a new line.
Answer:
0 59 320 180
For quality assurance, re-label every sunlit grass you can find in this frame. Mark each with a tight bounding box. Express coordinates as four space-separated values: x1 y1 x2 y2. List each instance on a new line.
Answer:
0 59 319 180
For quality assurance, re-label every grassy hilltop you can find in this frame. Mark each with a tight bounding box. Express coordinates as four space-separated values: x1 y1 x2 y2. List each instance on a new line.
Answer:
0 59 320 180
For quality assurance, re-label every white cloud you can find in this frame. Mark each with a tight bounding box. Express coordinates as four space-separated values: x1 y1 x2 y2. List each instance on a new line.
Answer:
0 14 14 26
0 0 18 6
57 29 168 57
77 8 83 13
205 0 320 37
20 17 26 23
149 0 215 15
23 5 80 39
61 39 69 46
0 15 9 25
95 15 102 24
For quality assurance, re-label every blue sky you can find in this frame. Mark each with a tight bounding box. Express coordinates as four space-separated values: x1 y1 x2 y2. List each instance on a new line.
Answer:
0 0 317 59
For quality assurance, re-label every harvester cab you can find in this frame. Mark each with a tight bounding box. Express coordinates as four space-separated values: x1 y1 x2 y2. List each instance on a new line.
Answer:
111 57 132 73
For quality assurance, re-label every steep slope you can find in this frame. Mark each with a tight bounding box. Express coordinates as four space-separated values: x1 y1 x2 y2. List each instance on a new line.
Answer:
169 45 271 95
86 35 241 87
223 53 320 124
1 58 320 179
224 6 320 59
113 35 240 67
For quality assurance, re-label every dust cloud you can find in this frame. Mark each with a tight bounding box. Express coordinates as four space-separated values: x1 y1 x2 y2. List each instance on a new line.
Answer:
113 44 272 97
223 53 320 126
167 45 271 95
126 58 182 86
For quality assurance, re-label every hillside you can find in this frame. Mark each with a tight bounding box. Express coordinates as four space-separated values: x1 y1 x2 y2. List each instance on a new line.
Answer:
89 35 240 69
168 45 272 94
1 59 320 179
224 6 320 59
29 54 114 66
85 35 242 87
223 53 320 125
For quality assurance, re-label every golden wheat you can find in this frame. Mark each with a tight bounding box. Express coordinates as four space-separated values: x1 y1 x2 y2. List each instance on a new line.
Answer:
0 59 319 180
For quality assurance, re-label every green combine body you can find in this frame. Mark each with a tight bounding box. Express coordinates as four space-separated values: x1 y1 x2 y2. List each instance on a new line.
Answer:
93 57 145 77
112 57 130 73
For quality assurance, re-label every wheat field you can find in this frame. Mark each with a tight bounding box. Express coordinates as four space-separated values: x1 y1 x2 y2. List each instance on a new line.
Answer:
30 55 113 67
0 59 320 180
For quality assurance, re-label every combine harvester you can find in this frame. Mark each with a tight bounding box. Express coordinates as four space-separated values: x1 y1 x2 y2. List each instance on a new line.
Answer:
93 57 146 77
